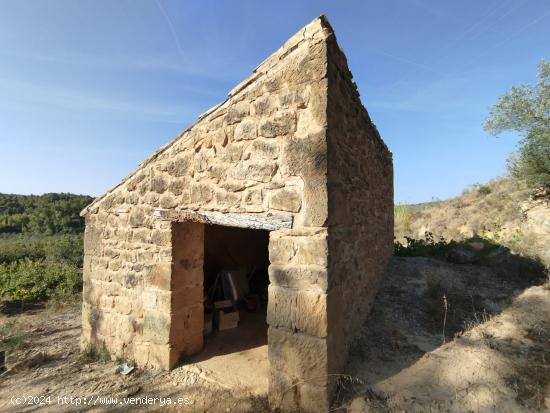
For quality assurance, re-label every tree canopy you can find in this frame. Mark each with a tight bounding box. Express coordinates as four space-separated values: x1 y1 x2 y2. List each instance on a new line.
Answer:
0 193 92 235
484 60 550 188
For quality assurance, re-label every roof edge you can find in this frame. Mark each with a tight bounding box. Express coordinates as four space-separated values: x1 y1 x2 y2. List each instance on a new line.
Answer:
81 15 334 217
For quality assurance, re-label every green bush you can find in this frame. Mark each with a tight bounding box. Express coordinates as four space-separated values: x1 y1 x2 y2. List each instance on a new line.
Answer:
0 236 47 263
0 193 87 304
395 232 457 257
43 235 83 267
0 234 83 266
508 129 550 187
0 259 82 303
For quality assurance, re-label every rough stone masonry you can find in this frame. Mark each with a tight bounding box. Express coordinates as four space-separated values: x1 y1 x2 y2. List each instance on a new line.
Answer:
80 15 393 412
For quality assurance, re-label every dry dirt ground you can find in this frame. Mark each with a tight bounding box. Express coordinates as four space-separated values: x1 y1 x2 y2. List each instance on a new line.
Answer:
0 301 269 413
1 254 549 412
345 256 550 413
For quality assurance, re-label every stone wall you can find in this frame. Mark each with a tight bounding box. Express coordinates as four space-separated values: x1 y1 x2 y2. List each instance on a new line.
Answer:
267 227 332 411
170 222 204 364
80 18 332 371
80 15 393 413
81 208 176 368
264 22 394 412
325 30 394 375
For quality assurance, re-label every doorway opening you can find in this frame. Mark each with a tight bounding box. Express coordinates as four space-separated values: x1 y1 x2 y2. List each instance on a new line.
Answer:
190 223 271 393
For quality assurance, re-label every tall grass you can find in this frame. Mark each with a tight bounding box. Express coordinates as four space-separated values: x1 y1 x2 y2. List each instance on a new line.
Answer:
394 204 413 235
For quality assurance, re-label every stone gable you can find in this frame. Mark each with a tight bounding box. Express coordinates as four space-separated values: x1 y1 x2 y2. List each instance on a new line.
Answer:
81 15 393 413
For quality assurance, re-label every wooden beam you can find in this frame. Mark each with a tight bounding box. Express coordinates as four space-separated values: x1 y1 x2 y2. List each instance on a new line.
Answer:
153 209 293 231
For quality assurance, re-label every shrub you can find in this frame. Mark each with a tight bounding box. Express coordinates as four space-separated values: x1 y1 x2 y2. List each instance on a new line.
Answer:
0 236 47 263
0 234 83 266
0 259 82 303
43 234 83 267
477 185 491 195
395 232 457 257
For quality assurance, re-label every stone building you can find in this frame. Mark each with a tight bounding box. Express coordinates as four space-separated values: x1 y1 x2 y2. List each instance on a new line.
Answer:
80 15 393 412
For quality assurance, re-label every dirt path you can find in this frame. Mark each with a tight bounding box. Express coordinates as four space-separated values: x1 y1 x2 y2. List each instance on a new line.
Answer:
0 303 268 412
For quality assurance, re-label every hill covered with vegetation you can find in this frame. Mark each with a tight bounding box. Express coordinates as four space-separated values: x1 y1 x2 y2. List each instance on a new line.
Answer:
0 193 91 235
0 193 92 304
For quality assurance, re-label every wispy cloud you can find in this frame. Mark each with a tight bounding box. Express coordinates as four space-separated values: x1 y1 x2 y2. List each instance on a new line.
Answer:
154 0 186 61
0 48 241 86
367 3 550 114
365 72 489 114
406 0 463 22
370 49 443 75
0 77 200 123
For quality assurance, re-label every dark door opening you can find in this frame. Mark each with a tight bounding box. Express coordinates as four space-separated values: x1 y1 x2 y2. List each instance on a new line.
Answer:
198 224 270 358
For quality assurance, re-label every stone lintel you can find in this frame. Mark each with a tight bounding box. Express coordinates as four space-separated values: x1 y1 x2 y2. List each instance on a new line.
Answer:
154 208 293 231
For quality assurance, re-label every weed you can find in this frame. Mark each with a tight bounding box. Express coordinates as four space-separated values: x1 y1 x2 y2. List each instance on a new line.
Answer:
463 308 491 332
394 204 413 235
394 232 457 258
477 184 492 195
1 334 26 350
481 219 504 243
331 374 389 412
115 356 136 367
0 320 16 336
83 344 111 363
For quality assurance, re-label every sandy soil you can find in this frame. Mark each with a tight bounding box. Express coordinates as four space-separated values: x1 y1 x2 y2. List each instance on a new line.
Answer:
188 311 269 396
0 255 548 412
344 257 550 412
0 304 269 413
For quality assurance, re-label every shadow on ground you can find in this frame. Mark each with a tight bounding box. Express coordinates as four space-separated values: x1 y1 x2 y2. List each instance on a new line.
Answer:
338 241 549 412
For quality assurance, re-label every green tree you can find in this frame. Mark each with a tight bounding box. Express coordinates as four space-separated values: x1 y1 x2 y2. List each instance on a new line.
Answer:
0 193 92 235
484 60 550 188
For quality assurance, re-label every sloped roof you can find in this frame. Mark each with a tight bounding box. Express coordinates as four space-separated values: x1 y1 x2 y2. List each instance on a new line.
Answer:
81 15 334 217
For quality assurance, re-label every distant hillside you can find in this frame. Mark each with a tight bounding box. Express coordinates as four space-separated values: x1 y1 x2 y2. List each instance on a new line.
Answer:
0 193 92 236
0 193 91 302
395 178 550 265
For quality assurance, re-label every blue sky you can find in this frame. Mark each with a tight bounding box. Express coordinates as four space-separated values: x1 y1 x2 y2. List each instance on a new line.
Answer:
0 1 548 203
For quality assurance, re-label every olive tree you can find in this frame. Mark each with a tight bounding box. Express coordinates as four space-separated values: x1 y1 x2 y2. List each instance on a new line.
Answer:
484 60 550 188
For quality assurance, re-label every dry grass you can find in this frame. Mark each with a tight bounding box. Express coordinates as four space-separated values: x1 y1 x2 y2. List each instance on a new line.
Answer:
395 178 550 268
394 201 441 240
395 178 529 238
394 204 413 235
